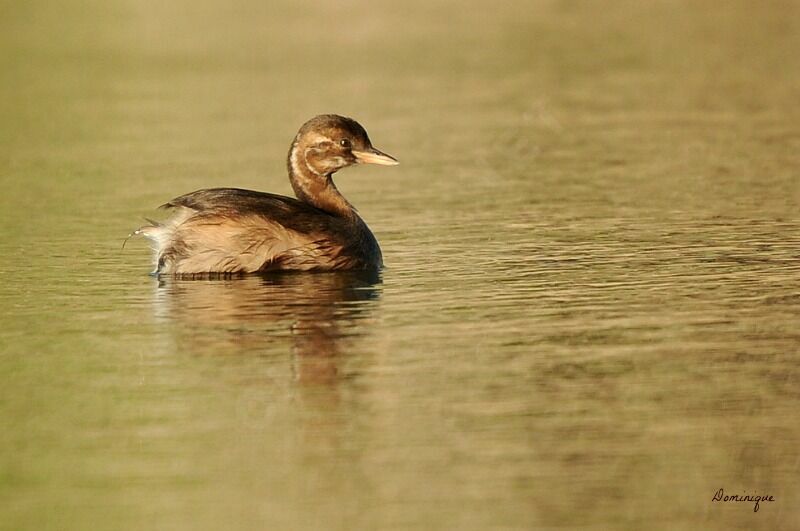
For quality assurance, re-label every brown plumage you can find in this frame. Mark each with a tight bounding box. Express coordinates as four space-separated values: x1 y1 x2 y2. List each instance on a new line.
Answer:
134 115 398 276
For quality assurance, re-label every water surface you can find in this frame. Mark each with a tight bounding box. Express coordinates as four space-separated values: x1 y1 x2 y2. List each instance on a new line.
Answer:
1 1 799 530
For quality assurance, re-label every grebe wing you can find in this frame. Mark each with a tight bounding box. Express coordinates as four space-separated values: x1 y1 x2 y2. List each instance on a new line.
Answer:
161 188 335 233
146 188 351 274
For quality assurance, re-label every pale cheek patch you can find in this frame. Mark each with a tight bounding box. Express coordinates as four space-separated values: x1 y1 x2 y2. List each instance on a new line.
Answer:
328 157 346 169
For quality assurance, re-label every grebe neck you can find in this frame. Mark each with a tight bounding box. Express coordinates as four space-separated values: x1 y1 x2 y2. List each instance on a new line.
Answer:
287 141 356 219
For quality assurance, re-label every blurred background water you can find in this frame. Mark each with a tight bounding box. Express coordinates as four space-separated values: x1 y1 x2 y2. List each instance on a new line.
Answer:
1 1 799 529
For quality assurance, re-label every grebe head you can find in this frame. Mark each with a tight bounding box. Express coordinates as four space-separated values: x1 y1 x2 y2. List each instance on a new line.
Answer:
289 114 398 178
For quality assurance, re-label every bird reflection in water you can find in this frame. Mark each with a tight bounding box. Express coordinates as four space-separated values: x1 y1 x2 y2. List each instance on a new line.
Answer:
152 270 382 386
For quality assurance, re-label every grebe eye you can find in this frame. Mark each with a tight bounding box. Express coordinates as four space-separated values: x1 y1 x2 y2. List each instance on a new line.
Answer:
339 138 351 148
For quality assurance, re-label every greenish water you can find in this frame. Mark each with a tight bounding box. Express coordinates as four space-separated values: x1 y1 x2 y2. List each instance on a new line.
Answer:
1 1 799 529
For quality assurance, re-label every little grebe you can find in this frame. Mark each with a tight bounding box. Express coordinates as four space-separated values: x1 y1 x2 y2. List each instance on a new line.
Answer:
135 115 398 275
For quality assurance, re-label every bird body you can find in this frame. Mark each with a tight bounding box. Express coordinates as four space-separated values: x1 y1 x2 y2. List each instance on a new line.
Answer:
135 115 397 276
